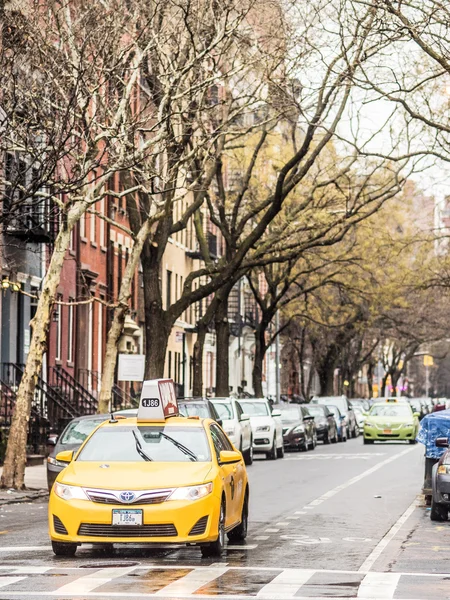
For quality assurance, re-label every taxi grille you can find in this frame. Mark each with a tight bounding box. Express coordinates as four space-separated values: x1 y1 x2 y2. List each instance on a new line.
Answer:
77 523 178 537
53 515 68 535
189 516 208 536
84 489 173 505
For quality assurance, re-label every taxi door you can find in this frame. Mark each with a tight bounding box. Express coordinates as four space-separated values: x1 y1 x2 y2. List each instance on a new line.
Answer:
210 424 242 527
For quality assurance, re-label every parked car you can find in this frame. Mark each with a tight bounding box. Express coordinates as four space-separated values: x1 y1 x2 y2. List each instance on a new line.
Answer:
408 398 428 419
178 397 223 426
353 406 366 431
305 404 338 444
311 395 358 438
278 404 317 451
211 397 253 465
351 398 370 412
238 398 284 460
429 436 450 521
326 405 348 442
363 398 419 444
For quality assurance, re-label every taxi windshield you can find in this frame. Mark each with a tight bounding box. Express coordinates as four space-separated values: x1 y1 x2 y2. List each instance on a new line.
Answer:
239 401 269 416
77 425 211 462
370 405 412 417
213 402 234 420
60 418 106 445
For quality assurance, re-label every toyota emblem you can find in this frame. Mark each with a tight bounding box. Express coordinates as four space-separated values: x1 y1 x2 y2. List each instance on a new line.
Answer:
119 491 136 503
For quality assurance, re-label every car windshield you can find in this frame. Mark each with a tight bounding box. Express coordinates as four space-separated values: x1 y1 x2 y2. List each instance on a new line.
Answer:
213 402 234 420
314 397 347 414
307 405 326 418
278 406 302 424
60 418 106 445
327 405 342 418
77 425 211 462
178 403 210 419
370 405 412 417
239 401 269 416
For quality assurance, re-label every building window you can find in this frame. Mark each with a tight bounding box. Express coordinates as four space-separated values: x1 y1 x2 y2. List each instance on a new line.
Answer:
166 270 172 309
55 296 62 361
67 300 74 363
118 244 123 290
80 213 86 238
99 198 105 247
168 351 172 378
90 210 96 243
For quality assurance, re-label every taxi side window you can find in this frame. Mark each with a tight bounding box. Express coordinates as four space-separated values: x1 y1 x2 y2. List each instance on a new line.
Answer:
210 423 233 460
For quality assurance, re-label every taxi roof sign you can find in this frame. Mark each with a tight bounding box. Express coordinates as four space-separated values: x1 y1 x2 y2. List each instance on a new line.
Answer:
137 379 179 422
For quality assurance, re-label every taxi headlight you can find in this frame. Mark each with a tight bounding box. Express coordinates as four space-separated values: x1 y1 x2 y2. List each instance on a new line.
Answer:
54 482 88 501
256 425 270 432
169 482 213 501
365 422 374 428
404 423 414 428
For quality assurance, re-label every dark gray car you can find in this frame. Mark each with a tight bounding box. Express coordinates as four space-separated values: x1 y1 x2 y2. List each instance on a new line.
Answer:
311 395 358 438
279 404 317 451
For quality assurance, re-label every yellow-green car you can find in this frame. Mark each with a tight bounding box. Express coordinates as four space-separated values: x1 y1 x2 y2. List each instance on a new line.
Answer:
363 400 420 444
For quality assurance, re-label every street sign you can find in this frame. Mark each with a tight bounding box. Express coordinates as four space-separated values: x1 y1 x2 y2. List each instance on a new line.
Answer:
117 354 145 381
424 355 434 367
175 331 184 343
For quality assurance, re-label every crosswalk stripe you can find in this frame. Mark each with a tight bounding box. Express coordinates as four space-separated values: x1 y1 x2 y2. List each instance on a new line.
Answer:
50 566 137 595
154 567 229 596
0 577 25 589
256 568 315 598
357 572 401 599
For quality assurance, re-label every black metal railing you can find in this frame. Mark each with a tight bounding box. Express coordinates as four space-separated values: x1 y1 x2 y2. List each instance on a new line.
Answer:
78 369 136 411
49 366 97 415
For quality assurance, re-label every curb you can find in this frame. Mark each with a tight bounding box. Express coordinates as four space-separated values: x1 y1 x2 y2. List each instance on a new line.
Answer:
0 489 49 506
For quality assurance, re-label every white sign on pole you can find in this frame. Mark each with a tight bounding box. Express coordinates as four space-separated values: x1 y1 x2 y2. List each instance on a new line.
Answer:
175 331 184 343
117 354 145 381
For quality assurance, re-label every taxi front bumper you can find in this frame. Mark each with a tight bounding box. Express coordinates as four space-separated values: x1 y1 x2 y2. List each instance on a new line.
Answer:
363 425 415 440
49 492 221 545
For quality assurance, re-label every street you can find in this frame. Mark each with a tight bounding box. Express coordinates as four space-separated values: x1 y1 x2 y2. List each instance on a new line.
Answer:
1 439 447 599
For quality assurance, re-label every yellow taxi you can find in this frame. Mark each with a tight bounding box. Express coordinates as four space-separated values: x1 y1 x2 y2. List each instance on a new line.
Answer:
48 379 249 558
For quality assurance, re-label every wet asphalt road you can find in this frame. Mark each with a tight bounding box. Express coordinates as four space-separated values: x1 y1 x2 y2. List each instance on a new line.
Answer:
1 438 448 599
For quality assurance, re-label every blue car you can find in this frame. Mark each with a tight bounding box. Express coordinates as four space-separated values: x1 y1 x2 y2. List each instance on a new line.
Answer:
326 405 347 442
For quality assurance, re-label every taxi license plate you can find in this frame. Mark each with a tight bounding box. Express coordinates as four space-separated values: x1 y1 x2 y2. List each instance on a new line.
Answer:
383 429 392 434
112 509 143 526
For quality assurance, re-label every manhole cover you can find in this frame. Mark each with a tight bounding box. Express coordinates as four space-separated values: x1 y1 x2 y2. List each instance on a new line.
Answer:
79 562 139 569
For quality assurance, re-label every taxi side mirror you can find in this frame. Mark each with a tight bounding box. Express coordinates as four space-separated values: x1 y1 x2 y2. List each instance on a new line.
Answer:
413 412 420 418
55 450 74 463
219 450 241 465
436 438 449 448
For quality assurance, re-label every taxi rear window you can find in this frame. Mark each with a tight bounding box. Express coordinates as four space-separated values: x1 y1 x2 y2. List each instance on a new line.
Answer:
77 425 211 462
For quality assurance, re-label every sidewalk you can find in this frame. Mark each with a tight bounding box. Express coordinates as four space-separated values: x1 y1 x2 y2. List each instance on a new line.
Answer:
0 462 48 505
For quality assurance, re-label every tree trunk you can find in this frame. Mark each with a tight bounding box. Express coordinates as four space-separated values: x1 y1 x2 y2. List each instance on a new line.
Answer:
192 321 207 397
215 294 230 397
252 325 267 398
98 220 152 413
317 361 336 396
367 361 374 398
0 216 76 489
141 245 171 379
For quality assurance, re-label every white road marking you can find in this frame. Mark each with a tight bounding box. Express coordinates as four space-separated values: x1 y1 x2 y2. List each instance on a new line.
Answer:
256 568 315 598
51 566 137 595
0 546 51 552
12 567 51 573
358 498 418 572
154 566 228 596
357 572 401 598
0 577 25 589
275 522 289 526
264 528 280 533
286 516 299 520
253 536 270 540
305 447 415 508
294 511 306 515
226 544 258 550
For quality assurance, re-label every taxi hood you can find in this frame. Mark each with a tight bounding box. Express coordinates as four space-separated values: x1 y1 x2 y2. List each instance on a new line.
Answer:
58 461 213 490
370 415 413 424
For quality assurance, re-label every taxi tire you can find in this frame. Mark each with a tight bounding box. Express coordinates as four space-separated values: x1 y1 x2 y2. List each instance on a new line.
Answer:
201 500 226 557
51 541 77 557
227 493 248 542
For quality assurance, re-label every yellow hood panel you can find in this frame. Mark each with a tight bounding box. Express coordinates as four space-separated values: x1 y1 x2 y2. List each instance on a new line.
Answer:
59 461 213 490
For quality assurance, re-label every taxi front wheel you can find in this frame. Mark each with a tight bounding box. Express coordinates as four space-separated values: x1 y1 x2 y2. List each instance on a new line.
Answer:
201 500 226 557
51 540 77 557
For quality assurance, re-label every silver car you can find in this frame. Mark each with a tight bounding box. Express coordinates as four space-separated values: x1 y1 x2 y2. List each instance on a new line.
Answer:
211 397 253 465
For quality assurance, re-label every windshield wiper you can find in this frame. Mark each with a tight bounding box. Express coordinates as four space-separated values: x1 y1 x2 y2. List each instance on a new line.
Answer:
132 430 153 461
159 432 198 461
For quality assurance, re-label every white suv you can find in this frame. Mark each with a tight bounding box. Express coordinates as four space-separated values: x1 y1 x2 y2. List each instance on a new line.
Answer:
238 398 284 460
211 397 253 465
